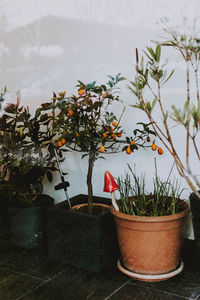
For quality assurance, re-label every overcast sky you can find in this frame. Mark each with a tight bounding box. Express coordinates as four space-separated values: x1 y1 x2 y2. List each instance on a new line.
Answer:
1 0 200 31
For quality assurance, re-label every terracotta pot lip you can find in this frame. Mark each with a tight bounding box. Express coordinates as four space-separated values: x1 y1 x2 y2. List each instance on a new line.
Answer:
111 201 190 222
72 203 110 210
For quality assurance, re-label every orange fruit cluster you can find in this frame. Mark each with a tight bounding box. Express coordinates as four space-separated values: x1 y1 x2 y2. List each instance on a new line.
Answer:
57 138 66 148
125 141 137 155
151 143 163 155
103 122 122 141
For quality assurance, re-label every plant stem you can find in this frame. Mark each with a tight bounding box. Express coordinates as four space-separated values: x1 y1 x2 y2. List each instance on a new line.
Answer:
87 152 94 214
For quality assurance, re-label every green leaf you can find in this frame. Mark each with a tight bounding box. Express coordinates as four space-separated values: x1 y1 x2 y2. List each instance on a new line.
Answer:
87 81 96 89
35 108 41 118
155 45 161 62
147 47 156 60
162 69 174 85
151 97 157 112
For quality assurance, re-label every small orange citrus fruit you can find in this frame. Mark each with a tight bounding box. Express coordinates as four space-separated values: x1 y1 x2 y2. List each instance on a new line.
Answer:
112 121 118 127
103 133 107 139
100 145 105 153
117 132 122 137
78 89 85 96
158 147 163 155
68 109 74 116
61 138 66 145
111 133 116 139
126 146 132 155
57 140 62 147
130 141 136 146
76 132 79 137
151 143 157 151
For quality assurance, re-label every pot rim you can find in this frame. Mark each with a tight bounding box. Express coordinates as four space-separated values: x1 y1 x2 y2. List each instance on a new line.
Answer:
111 200 190 223
72 203 110 210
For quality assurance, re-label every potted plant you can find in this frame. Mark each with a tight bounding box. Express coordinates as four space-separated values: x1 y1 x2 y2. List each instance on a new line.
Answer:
0 93 60 249
42 75 154 272
128 26 200 243
104 162 190 282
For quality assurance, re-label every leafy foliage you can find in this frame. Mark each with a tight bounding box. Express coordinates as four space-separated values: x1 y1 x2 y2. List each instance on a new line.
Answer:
0 95 61 206
129 27 200 199
117 162 185 216
39 74 155 212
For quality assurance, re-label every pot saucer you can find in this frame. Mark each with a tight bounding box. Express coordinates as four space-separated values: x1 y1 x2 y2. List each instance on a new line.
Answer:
117 259 184 282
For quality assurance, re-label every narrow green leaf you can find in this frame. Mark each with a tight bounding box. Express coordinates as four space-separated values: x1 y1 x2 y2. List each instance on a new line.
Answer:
155 45 161 62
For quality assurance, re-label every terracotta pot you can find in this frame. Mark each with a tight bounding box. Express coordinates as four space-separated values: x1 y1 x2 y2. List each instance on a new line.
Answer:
72 202 109 212
111 201 190 278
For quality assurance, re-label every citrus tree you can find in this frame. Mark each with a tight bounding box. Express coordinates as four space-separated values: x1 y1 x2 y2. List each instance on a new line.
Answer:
40 74 155 213
129 28 200 199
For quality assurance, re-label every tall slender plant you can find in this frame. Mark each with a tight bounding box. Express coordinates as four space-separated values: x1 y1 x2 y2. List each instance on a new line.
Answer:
129 27 200 200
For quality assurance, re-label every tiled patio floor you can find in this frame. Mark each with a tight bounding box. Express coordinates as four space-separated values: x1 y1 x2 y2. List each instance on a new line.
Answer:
0 239 200 300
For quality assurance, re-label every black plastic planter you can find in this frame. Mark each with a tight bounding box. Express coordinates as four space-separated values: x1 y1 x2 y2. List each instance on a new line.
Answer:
8 195 54 249
47 194 119 273
9 206 47 249
190 191 200 241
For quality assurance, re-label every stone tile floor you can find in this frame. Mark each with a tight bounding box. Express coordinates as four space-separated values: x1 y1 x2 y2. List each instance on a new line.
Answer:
0 239 200 300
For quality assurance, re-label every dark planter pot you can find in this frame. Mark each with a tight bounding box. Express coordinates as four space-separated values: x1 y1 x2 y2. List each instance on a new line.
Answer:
190 191 200 242
47 194 119 273
8 196 54 249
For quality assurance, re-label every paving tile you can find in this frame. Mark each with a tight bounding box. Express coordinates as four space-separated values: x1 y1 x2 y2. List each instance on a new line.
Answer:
1 249 67 280
129 266 200 300
0 267 42 300
109 282 187 300
19 265 129 300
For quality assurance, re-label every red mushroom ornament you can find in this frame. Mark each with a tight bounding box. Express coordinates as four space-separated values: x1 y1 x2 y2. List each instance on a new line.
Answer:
104 170 119 211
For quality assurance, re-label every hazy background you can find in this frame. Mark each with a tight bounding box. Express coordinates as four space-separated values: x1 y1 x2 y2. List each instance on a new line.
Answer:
1 0 200 237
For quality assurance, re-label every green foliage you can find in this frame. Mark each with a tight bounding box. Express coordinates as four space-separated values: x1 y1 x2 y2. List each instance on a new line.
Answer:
41 75 154 160
0 97 61 206
117 162 185 216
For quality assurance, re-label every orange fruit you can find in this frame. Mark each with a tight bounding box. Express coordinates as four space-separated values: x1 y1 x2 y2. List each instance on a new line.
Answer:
111 133 116 139
158 147 163 155
61 138 66 145
68 109 74 116
78 89 85 96
130 141 136 146
117 132 122 137
57 140 62 147
103 133 107 139
151 143 157 151
126 146 131 155
112 121 118 127
100 145 105 153
76 132 79 137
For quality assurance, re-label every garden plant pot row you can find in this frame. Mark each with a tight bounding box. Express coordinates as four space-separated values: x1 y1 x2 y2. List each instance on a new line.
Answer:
3 192 191 281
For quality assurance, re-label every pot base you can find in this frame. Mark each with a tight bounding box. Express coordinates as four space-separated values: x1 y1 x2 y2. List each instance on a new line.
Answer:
117 259 184 282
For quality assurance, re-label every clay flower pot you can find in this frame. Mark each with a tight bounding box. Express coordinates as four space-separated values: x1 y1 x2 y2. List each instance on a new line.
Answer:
111 202 190 281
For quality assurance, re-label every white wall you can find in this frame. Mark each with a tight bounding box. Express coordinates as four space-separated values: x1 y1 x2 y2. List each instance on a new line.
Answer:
1 0 200 238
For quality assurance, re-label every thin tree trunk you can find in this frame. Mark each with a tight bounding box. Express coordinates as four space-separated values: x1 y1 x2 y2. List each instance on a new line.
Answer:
87 154 94 214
